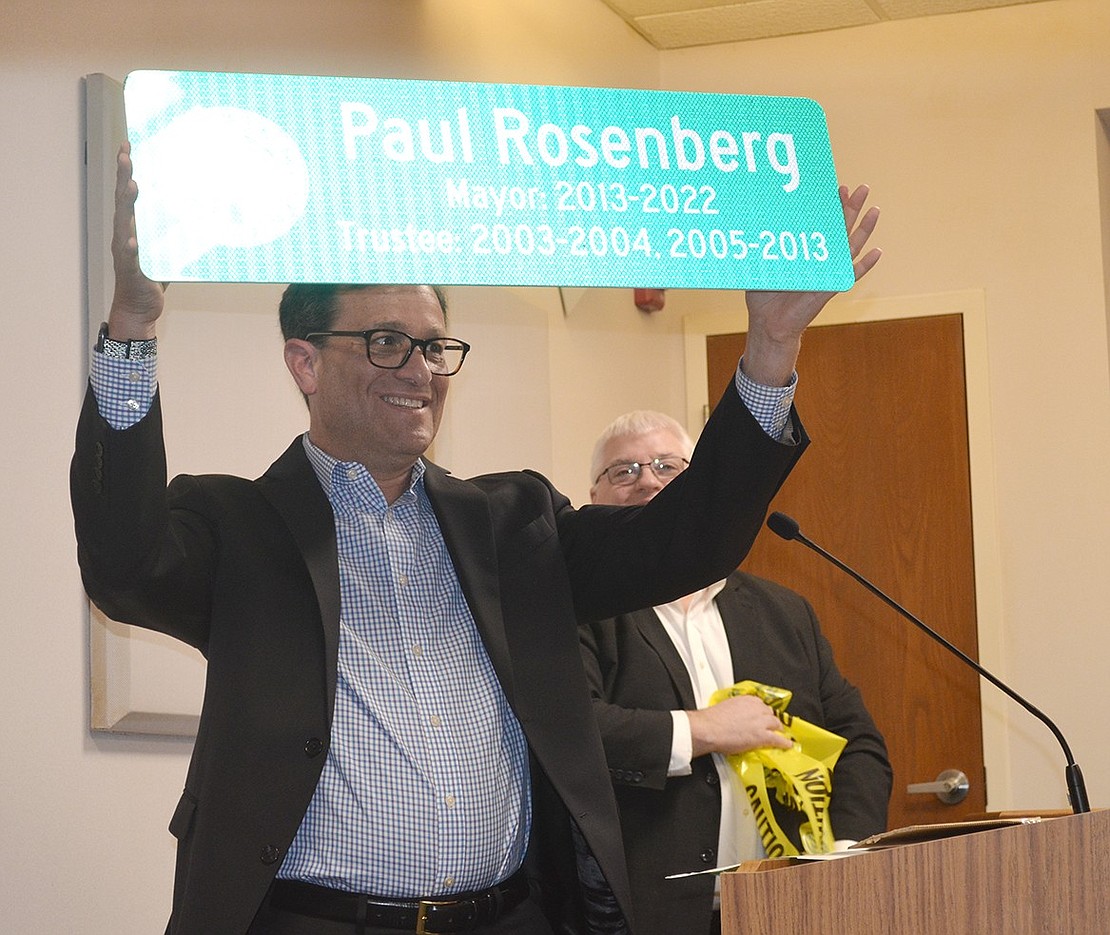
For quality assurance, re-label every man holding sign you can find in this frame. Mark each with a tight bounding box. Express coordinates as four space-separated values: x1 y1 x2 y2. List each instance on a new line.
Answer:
71 143 879 935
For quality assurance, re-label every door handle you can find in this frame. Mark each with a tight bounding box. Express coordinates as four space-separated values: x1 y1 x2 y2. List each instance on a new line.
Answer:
906 769 970 805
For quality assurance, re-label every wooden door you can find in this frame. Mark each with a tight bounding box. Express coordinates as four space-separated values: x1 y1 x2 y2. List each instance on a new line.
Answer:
707 314 985 830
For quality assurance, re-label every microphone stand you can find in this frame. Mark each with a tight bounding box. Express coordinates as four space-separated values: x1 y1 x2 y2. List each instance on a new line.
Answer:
767 511 1090 815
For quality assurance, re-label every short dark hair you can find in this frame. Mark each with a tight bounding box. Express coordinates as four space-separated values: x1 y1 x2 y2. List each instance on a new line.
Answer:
278 283 449 341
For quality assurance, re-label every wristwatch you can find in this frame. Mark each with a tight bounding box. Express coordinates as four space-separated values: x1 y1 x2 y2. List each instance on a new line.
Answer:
96 321 157 360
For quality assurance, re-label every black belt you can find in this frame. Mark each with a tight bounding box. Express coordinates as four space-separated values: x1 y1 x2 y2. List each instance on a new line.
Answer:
269 871 530 933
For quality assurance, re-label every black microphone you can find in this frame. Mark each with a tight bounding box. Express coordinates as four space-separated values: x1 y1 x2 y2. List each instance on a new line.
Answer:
766 510 1090 815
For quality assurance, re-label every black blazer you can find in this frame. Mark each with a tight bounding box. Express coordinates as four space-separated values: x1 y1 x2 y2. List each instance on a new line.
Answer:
579 572 892 935
71 384 804 935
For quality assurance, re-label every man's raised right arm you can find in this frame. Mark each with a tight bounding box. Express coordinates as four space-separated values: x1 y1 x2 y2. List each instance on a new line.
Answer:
73 145 173 602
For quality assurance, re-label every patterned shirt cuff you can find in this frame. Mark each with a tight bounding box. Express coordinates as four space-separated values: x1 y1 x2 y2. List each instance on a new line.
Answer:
89 349 158 430
734 359 797 442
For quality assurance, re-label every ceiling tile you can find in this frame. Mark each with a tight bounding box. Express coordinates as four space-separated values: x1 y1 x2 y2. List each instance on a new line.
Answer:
600 0 1060 49
635 0 880 50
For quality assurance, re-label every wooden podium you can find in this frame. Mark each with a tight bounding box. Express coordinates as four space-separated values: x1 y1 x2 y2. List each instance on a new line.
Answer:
721 810 1109 934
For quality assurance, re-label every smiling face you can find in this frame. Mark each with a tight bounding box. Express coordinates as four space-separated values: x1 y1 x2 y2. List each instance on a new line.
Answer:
283 285 450 495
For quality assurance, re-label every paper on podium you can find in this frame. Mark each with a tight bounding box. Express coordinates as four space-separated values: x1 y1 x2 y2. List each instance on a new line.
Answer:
666 818 1044 877
849 817 1041 850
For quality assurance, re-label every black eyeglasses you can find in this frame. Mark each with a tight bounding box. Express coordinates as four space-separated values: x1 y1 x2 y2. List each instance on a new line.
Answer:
304 329 471 376
595 457 690 487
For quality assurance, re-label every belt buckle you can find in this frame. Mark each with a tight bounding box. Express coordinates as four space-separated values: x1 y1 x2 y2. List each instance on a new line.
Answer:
415 898 454 935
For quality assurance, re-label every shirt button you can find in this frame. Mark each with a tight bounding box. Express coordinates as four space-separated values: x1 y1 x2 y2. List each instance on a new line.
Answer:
127 370 142 383
445 794 456 808
412 644 423 657
398 573 408 586
429 715 442 728
443 876 455 888
125 398 140 411
346 467 358 480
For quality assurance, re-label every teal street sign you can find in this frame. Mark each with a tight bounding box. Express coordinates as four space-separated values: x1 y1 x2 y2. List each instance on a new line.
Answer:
123 70 854 291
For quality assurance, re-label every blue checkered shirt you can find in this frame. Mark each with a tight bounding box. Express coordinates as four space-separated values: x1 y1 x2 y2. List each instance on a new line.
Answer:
277 439 531 896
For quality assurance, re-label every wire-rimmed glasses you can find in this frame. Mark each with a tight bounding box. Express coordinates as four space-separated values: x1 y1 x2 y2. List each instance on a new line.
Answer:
595 457 690 487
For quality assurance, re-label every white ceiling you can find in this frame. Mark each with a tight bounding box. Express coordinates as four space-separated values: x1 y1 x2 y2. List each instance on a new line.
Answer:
598 0 1057 49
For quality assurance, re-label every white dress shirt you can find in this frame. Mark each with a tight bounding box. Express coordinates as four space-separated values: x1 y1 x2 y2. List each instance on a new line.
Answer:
654 583 766 894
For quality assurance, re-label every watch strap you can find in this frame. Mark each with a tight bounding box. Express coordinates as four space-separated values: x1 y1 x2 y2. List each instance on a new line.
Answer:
96 322 157 360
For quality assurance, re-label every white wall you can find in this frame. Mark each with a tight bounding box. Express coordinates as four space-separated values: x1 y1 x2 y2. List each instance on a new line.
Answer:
3 0 1109 931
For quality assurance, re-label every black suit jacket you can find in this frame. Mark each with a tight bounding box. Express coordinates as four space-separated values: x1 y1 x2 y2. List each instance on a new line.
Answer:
71 384 804 935
579 571 892 935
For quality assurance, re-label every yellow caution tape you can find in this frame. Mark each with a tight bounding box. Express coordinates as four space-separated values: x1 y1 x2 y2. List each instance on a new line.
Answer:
708 680 847 857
